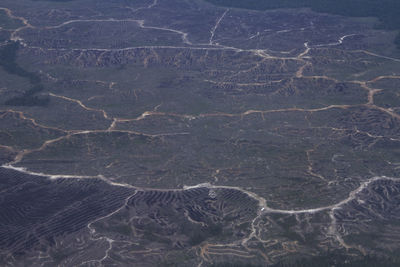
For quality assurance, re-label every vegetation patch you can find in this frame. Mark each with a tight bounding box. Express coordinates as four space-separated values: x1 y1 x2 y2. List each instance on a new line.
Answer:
205 0 400 48
0 41 49 106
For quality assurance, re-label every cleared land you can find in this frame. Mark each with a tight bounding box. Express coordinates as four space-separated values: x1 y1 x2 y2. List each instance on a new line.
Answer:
0 0 400 266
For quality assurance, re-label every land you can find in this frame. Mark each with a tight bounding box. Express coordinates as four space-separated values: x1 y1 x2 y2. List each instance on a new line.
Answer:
0 0 400 266
205 0 400 49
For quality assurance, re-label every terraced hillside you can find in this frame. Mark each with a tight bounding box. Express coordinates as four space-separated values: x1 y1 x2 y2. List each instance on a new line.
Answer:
0 0 400 266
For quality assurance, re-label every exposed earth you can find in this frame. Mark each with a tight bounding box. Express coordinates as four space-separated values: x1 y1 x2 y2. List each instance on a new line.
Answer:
1 0 400 266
